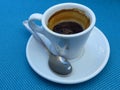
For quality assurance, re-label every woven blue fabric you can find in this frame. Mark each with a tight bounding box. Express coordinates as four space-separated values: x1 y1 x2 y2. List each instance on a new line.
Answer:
0 0 120 89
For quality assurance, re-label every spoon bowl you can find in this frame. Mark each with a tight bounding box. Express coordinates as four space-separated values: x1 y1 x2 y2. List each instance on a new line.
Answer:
48 54 72 75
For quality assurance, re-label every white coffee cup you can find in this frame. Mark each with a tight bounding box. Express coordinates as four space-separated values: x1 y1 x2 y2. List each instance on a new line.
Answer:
24 3 96 59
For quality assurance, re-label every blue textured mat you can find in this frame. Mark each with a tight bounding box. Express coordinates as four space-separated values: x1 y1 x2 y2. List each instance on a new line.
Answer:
0 0 120 89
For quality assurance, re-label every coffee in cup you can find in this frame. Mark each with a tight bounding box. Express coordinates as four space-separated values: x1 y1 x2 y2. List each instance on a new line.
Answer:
48 8 90 34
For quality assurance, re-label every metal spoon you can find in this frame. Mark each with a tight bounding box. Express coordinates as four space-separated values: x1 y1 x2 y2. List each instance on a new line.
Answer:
23 21 72 75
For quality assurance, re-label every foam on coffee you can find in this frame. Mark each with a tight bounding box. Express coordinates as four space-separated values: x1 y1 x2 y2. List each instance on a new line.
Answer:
48 8 90 34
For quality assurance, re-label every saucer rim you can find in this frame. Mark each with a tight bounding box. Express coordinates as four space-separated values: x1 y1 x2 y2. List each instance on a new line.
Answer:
26 26 110 84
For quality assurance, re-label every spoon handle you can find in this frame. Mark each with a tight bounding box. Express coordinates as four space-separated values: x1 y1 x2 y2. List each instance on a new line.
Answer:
23 20 45 45
23 20 58 55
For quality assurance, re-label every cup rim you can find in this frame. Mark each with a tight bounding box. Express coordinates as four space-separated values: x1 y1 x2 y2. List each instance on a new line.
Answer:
42 3 96 38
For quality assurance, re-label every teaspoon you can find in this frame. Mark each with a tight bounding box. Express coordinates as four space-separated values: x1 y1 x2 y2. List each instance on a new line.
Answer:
23 21 72 75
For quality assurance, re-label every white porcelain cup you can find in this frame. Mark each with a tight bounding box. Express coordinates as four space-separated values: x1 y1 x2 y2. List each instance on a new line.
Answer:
25 3 96 59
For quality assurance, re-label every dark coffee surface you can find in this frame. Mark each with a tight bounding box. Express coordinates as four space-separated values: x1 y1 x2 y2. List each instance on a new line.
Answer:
53 21 84 34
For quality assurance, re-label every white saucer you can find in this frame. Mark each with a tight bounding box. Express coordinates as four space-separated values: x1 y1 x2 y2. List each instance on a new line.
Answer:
26 27 110 84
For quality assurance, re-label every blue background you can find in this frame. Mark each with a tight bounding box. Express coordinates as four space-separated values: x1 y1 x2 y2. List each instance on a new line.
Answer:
0 0 120 89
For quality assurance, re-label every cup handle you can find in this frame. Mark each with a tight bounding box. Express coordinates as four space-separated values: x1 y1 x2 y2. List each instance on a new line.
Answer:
28 13 44 34
23 13 58 55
